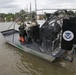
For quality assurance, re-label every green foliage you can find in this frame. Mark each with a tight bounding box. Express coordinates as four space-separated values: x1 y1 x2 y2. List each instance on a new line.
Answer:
31 11 36 18
20 10 25 15
0 9 76 22
6 13 15 21
67 10 75 15
74 11 76 16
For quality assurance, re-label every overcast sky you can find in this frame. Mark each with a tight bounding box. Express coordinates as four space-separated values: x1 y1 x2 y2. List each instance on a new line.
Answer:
0 0 76 13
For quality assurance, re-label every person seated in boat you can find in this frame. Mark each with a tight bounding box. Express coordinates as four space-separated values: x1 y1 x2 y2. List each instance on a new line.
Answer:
18 21 27 42
25 18 38 31
25 18 40 42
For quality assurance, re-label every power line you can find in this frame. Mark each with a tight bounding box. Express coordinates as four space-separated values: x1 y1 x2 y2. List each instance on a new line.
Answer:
37 8 76 11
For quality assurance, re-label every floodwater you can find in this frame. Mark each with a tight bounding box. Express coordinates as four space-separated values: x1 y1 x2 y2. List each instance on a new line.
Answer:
0 22 76 75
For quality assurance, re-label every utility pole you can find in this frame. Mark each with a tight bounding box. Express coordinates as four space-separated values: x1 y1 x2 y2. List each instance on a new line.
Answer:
30 2 32 21
26 5 29 21
35 0 37 20
26 5 28 13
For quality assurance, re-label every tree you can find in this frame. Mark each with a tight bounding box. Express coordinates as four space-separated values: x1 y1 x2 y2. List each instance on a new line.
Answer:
31 11 36 19
5 13 15 21
20 10 25 15
67 10 75 16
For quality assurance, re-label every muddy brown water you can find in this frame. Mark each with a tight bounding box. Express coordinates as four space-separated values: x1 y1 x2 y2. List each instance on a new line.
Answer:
0 22 76 75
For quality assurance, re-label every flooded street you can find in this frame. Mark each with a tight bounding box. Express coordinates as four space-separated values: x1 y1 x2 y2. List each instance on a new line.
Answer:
0 22 76 75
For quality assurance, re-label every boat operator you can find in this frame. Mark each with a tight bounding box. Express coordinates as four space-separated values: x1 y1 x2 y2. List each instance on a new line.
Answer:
25 18 39 42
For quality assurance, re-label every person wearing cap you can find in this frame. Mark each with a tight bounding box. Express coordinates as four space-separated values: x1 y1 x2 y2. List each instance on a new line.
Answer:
25 18 38 31
18 21 26 42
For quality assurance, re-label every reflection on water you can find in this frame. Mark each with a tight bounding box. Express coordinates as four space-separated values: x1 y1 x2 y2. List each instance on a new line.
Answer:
0 22 76 75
